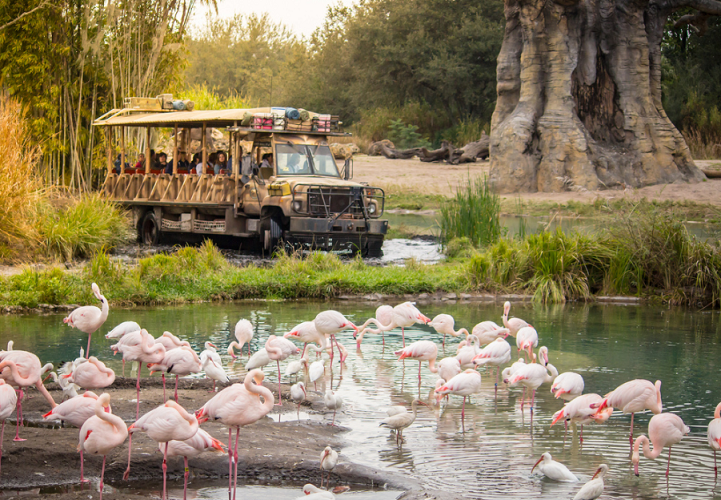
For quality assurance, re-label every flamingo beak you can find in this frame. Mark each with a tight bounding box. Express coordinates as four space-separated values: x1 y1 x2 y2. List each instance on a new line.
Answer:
419 314 430 324
550 410 565 427
531 456 543 473
62 373 72 379
211 438 224 451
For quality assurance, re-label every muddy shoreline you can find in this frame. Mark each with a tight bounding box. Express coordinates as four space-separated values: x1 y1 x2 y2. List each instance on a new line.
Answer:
1 378 424 499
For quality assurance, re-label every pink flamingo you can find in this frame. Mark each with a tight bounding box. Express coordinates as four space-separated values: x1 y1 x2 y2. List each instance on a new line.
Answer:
708 402 721 479
265 335 300 405
455 335 481 368
632 412 689 478
0 379 17 474
472 337 512 389
284 321 327 357
437 357 461 385
593 379 662 448
227 319 254 358
43 391 99 427
355 302 429 348
105 320 140 340
314 311 358 364
0 350 57 441
112 329 166 419
124 400 199 500
551 372 584 401
505 346 558 413
196 369 274 500
355 304 394 346
551 393 613 443
502 301 530 337
163 428 224 500
155 331 191 351
428 314 469 347
395 341 439 384
515 326 538 360
63 282 108 358
435 369 482 421
149 345 202 402
471 321 510 346
78 393 127 498
65 357 115 390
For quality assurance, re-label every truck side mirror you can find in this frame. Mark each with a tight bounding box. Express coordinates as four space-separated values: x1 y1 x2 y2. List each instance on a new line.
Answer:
343 158 353 180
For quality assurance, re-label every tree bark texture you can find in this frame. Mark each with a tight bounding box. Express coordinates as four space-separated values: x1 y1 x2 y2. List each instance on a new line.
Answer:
489 0 717 193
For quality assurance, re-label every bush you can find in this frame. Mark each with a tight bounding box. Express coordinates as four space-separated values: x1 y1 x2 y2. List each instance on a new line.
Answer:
387 119 431 149
440 175 502 248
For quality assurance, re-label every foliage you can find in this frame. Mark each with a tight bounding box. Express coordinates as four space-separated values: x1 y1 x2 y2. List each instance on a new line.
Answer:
387 119 431 149
178 84 250 110
440 176 503 247
441 118 489 146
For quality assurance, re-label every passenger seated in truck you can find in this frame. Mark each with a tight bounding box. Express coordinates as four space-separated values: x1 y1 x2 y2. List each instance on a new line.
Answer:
260 153 274 169
214 152 228 175
173 151 190 173
133 153 146 172
113 154 130 174
158 153 169 173
192 153 204 174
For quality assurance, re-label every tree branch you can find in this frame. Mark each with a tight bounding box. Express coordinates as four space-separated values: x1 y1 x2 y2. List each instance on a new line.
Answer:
673 12 711 34
655 0 721 14
0 0 50 32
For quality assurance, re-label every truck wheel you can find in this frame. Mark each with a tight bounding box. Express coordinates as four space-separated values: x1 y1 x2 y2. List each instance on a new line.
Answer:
264 217 284 253
140 211 161 246
363 238 384 258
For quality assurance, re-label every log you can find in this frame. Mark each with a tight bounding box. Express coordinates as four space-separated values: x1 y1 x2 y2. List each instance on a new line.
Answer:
367 140 421 159
418 141 455 162
451 133 490 164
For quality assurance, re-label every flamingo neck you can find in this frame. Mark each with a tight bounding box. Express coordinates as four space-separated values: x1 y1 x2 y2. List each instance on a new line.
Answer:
245 374 275 409
715 403 721 419
545 363 558 383
634 435 659 460
428 358 438 373
0 360 32 385
455 328 470 338
654 380 663 413
265 338 282 357
99 296 109 321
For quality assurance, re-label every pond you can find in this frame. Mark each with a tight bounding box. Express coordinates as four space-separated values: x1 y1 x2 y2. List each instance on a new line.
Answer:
2 300 721 499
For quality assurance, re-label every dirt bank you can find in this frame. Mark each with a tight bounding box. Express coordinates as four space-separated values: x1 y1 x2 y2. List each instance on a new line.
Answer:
1 377 422 499
353 155 721 205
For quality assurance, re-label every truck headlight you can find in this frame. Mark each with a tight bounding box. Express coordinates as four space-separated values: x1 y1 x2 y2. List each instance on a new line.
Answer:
293 201 302 212
368 202 377 215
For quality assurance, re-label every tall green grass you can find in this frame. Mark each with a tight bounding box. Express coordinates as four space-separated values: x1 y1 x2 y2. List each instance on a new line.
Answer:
440 175 502 248
179 84 250 110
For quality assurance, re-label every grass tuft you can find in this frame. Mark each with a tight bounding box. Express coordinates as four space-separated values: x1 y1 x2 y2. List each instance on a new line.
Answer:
440 175 503 248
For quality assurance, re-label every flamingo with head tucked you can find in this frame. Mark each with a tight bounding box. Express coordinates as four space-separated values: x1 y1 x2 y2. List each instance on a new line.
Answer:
708 402 721 480
163 428 224 500
228 319 254 358
428 314 469 347
471 321 510 346
155 331 191 351
502 301 530 338
149 345 202 402
314 311 358 364
105 320 140 340
551 372 584 401
65 357 115 391
395 341 439 384
435 370 482 422
632 412 689 479
551 392 612 443
472 337 512 390
515 326 538 361
0 379 17 474
265 335 300 405
63 282 108 358
505 346 557 413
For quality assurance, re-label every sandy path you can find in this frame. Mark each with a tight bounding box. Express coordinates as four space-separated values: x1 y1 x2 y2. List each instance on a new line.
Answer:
352 155 721 205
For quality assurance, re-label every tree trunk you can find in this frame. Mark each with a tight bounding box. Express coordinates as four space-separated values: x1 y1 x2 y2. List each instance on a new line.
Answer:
489 0 715 193
451 133 491 164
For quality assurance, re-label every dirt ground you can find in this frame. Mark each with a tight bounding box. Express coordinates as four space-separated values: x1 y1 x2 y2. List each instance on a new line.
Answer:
352 155 721 205
1 377 422 500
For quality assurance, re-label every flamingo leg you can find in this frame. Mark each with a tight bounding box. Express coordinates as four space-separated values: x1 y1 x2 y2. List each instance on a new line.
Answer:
276 360 282 406
332 409 337 426
163 442 168 500
86 333 92 359
630 413 635 449
162 373 166 403
183 456 189 500
666 447 672 477
402 327 406 347
301 342 307 358
136 363 142 420
228 428 233 500
175 375 180 403
99 455 106 500
580 424 584 444
382 331 385 346
13 389 25 441
443 333 446 348
123 433 133 480
418 362 422 385
122 359 126 377
297 403 300 421
233 427 240 500
247 342 251 357
520 388 525 411
80 449 87 484
0 420 4 475
714 450 717 480
530 389 536 415
564 419 568 443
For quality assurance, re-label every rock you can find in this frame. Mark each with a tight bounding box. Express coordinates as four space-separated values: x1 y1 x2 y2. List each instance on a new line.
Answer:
330 143 360 160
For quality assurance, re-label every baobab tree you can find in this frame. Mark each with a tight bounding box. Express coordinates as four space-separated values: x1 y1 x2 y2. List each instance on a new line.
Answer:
488 0 717 192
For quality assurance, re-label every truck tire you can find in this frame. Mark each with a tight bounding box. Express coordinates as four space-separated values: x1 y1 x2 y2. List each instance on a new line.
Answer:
363 237 384 258
140 211 162 246
263 216 284 254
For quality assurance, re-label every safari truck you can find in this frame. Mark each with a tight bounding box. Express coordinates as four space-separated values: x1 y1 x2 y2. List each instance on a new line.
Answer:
93 96 387 257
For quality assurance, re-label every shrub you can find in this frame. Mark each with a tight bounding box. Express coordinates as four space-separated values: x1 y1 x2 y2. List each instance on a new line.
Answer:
440 175 502 248
387 119 431 149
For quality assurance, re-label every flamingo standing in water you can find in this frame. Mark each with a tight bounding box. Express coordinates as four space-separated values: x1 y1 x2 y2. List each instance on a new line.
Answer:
125 400 199 500
551 372 584 401
155 331 191 351
708 402 721 480
105 320 140 340
196 369 274 500
355 302 429 348
65 357 115 391
163 428 224 500
472 337 512 390
593 378 662 448
63 282 108 358
380 398 428 445
515 326 538 360
0 350 57 441
551 393 612 443
228 319 254 358
428 314 469 347
455 335 481 368
505 346 558 413
436 357 461 385
112 329 166 419
470 321 510 346
265 335 300 405
502 301 530 338
435 369 482 421
284 321 327 357
573 464 608 500
200 342 229 392
355 305 394 346
632 412 689 479
395 341 439 384
531 452 578 482
0 379 17 474
319 446 338 488
314 311 358 364
77 393 127 498
149 346 202 402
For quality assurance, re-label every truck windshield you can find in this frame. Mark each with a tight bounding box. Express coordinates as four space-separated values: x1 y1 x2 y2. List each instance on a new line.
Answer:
275 144 340 177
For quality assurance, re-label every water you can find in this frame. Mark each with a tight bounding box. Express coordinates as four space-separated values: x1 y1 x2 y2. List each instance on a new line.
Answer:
2 301 721 499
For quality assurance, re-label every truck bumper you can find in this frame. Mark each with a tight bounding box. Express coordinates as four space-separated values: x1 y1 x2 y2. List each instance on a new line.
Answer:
288 217 388 235
286 217 387 256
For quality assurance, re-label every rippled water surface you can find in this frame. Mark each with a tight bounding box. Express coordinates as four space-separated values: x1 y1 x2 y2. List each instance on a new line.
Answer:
2 301 721 499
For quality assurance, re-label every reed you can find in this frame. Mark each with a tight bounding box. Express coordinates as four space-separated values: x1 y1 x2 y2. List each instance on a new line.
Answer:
439 175 502 247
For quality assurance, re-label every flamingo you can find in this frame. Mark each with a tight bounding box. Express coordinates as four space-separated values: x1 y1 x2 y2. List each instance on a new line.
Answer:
551 372 584 401
505 346 558 413
155 331 191 351
355 302 429 348
455 335 481 368
324 389 343 426
551 393 613 443
163 428 224 500
228 319 254 358
435 369 482 421
395 341 439 385
284 321 327 357
125 400 199 500
309 359 325 391
149 346 202 402
43 391 99 428
632 412 689 478
471 321 510 346
196 369 274 500
355 304 394 346
573 464 608 500
245 348 270 370
437 357 461 384
708 402 721 480
593 378 662 448
105 320 140 340
291 382 306 420
265 335 300 405
77 393 127 500
531 452 578 482
314 310 358 364
472 337 512 389
0 350 57 441
200 342 229 392
515 326 538 360
63 282 108 358
65 357 115 390
428 314 469 347
320 446 338 488
501 357 526 383
0 379 17 474
380 398 428 445
112 328 166 419
502 301 530 337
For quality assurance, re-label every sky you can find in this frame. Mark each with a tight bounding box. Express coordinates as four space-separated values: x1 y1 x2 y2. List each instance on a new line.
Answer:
192 0 355 38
